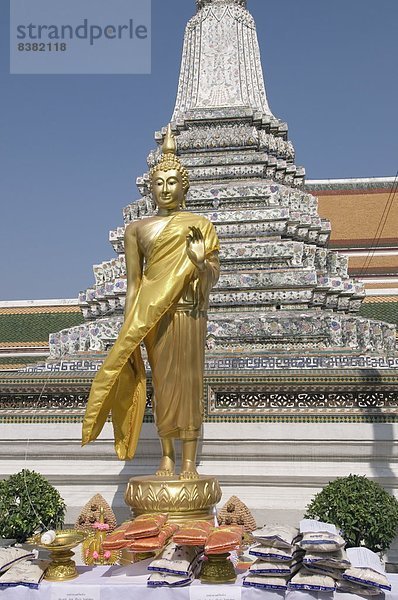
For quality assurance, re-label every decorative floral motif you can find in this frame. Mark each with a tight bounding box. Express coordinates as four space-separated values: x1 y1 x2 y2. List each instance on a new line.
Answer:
125 477 222 513
93 522 110 531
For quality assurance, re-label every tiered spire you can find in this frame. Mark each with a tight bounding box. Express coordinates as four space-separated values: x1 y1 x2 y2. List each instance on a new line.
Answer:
173 0 271 119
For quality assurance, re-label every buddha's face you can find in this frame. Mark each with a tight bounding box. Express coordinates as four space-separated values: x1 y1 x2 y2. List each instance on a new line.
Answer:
151 169 185 214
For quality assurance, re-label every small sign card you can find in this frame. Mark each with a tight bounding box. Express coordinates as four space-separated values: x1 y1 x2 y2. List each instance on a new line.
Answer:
190 585 242 600
51 587 100 600
346 547 385 575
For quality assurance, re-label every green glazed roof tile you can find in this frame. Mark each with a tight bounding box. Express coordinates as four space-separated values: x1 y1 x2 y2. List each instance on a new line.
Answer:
0 312 84 344
359 301 398 327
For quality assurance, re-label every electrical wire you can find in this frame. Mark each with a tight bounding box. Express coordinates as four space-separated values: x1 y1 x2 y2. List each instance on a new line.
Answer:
358 171 398 278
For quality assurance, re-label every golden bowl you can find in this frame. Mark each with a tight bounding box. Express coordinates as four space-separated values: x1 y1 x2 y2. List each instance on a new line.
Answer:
28 529 87 581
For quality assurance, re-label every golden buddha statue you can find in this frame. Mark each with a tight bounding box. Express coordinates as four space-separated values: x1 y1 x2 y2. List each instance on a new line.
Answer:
82 125 220 482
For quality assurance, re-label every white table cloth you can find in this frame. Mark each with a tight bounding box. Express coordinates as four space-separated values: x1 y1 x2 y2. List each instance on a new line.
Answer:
1 560 396 600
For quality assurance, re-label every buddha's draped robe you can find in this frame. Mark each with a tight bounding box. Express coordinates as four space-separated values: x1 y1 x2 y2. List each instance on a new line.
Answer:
82 211 219 460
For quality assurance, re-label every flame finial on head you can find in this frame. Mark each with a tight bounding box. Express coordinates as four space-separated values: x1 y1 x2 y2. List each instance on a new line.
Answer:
150 124 190 196
162 124 177 156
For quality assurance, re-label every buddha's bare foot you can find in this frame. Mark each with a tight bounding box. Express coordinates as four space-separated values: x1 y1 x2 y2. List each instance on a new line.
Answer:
179 461 199 480
155 456 175 477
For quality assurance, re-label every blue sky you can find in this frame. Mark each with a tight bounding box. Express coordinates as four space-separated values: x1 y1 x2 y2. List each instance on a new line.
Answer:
1 0 397 301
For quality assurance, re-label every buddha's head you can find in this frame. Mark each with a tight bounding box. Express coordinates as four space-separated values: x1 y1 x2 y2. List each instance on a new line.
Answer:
151 168 185 213
150 125 189 212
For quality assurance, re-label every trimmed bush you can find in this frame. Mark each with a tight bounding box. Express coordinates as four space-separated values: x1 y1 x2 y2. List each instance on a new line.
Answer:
0 469 66 542
305 474 398 553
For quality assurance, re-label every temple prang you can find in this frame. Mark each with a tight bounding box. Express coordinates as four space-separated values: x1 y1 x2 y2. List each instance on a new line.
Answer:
48 0 395 359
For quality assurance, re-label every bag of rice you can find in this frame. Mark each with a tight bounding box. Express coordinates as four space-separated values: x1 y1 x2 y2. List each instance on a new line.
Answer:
342 567 391 591
336 580 383 596
299 531 345 552
0 547 36 574
0 560 48 589
299 519 345 552
243 574 289 590
147 556 201 587
250 557 302 576
148 542 202 577
288 569 336 591
252 524 299 549
249 544 302 562
249 559 291 575
303 563 343 580
147 571 194 587
303 548 350 569
343 547 391 592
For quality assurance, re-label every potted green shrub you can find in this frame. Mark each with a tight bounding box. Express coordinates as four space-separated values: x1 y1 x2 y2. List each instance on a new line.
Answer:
0 469 66 543
305 474 398 553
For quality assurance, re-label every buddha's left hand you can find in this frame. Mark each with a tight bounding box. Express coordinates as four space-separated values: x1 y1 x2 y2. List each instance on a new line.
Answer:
186 226 206 270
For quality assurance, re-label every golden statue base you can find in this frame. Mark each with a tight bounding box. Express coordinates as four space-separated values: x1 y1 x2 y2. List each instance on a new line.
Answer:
125 475 222 523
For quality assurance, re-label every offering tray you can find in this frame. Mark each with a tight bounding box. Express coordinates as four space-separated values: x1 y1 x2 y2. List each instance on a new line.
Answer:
29 529 87 581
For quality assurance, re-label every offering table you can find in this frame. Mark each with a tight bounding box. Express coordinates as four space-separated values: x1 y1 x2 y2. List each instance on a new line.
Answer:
2 562 397 600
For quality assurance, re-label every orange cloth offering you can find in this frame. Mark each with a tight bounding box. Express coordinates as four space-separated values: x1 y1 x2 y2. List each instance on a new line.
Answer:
173 521 213 546
204 526 244 555
124 514 168 540
127 523 179 552
102 522 131 551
